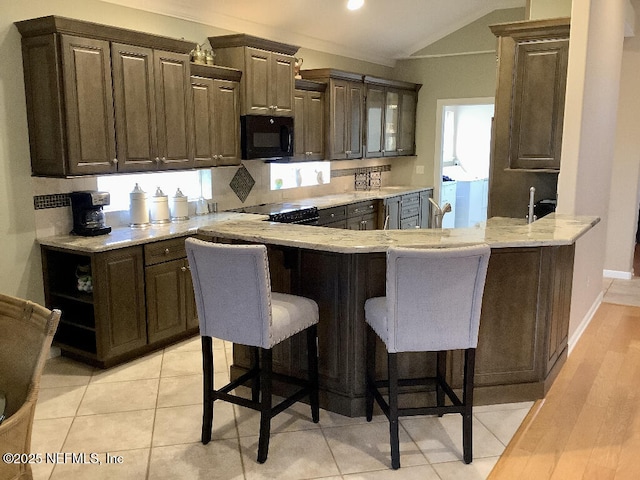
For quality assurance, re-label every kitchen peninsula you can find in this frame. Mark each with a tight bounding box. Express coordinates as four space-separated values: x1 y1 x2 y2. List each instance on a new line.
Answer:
198 213 599 416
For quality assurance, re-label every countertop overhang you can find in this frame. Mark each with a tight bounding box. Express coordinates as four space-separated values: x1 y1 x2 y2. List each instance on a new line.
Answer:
197 214 600 254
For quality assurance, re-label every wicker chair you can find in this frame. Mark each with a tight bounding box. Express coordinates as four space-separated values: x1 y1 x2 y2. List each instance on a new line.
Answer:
0 294 61 480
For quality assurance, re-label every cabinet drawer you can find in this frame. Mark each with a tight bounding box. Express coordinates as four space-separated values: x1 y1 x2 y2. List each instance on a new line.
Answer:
144 237 188 266
347 200 377 217
318 205 347 224
400 216 420 229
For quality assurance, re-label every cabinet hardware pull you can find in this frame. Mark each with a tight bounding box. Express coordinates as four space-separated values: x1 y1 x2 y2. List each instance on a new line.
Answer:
330 213 335 218
369 205 374 209
111 158 118 165
181 266 187 272
161 157 167 163
164 248 170 255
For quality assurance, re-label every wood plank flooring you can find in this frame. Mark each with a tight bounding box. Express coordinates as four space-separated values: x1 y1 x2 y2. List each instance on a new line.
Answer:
489 302 640 479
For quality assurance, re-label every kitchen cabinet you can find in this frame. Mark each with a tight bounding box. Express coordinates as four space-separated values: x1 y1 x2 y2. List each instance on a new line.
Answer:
40 234 198 368
209 35 299 117
301 69 364 160
317 205 347 229
363 76 420 158
346 200 378 230
144 238 198 344
293 79 326 161
16 16 196 177
383 188 433 230
490 19 569 171
190 64 242 167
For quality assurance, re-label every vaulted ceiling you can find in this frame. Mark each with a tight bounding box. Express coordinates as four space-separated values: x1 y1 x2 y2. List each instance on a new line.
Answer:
100 0 526 66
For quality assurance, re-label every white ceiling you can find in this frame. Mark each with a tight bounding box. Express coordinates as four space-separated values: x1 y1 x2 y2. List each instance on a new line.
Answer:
100 0 525 66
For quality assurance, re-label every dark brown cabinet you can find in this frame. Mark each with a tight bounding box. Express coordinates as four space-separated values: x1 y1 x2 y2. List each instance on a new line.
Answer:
301 69 364 160
41 234 198 368
190 64 242 167
490 18 570 171
16 16 196 177
144 238 198 344
293 79 326 161
364 77 420 158
209 35 299 117
346 200 378 230
317 205 347 229
383 189 433 230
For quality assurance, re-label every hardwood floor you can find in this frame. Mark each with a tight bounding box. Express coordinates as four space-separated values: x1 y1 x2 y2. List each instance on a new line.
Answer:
488 302 640 479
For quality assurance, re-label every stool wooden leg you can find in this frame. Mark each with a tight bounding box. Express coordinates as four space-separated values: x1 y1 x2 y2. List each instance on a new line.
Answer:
436 350 446 416
462 348 476 464
257 348 273 464
307 325 320 423
388 352 400 470
365 325 376 422
250 346 260 403
201 336 214 445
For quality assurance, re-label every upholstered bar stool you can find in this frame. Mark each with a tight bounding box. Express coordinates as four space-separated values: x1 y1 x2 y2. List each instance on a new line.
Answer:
364 244 490 469
185 238 320 463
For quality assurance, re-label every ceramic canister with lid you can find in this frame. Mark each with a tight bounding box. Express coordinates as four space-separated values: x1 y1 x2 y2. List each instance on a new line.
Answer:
149 187 170 224
129 183 149 227
170 188 189 221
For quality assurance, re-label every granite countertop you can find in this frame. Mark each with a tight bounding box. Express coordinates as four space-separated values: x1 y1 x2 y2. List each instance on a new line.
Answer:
197 214 600 254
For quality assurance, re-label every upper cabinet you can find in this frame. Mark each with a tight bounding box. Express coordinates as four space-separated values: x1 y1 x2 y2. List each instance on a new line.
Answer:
363 76 420 158
190 64 242 167
490 18 570 171
301 69 364 160
293 79 326 161
209 35 298 117
15 16 196 177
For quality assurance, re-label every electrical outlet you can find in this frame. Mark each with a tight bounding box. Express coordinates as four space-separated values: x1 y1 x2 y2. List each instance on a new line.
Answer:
416 165 425 175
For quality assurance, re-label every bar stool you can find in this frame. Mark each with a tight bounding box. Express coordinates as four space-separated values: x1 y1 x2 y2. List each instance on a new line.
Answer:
185 238 320 463
364 244 490 469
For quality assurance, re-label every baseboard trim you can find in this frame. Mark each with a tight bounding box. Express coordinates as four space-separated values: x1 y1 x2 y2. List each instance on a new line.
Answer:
568 291 603 356
603 269 633 279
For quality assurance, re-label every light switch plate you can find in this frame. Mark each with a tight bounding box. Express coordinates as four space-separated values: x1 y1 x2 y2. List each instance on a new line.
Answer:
416 165 425 174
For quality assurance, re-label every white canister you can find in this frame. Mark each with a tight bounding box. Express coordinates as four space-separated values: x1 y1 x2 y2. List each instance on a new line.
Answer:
129 183 149 227
150 187 170 224
170 188 189 221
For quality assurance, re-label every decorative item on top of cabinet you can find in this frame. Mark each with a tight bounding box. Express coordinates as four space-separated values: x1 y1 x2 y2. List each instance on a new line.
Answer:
293 79 326 161
16 16 197 177
363 76 421 158
490 18 570 172
301 69 364 160
190 63 242 167
208 34 298 117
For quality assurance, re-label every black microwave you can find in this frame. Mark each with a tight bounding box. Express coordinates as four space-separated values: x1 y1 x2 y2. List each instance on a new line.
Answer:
241 115 294 160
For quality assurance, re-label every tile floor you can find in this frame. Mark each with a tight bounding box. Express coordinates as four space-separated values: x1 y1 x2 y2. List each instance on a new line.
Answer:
602 276 640 306
31 336 533 480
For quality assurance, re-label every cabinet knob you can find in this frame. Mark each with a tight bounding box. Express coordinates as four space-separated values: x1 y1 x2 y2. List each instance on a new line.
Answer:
161 157 167 164
111 158 118 165
164 248 170 255
181 266 187 272
398 148 404 152
155 157 160 164
330 213 335 218
369 205 374 210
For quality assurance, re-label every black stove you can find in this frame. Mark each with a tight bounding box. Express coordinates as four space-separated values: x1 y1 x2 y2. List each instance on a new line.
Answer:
232 203 319 225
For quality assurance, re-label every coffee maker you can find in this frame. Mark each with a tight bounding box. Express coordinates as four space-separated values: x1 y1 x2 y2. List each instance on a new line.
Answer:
69 191 112 236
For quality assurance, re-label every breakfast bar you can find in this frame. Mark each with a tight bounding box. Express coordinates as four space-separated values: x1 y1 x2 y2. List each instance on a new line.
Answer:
197 214 599 416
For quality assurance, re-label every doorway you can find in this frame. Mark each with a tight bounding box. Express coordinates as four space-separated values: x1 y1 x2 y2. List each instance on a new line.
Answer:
434 98 494 228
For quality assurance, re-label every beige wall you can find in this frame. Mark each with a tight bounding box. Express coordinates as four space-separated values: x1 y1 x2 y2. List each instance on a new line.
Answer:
557 0 626 339
527 0 573 19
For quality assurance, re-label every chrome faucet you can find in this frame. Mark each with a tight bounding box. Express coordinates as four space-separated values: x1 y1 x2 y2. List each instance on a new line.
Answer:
429 198 452 228
527 186 536 224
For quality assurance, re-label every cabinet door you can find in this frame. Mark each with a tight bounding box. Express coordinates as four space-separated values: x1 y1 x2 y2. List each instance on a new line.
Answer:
293 90 307 159
153 50 194 169
61 35 117 175
245 47 271 115
213 79 241 166
384 196 401 230
271 53 294 116
329 79 348 159
509 39 569 169
146 258 188 343
191 75 217 167
306 91 325 160
93 246 147 359
112 43 158 172
398 89 417 155
347 82 364 158
383 90 399 155
365 85 385 158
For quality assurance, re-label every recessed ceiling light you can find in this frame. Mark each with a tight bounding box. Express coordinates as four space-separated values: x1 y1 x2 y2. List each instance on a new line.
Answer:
347 0 364 11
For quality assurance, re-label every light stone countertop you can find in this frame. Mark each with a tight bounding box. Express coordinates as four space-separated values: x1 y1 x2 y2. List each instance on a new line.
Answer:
197 214 600 254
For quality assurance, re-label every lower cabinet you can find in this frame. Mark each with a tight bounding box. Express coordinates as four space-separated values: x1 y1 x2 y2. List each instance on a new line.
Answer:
41 235 198 368
346 200 378 230
383 189 433 230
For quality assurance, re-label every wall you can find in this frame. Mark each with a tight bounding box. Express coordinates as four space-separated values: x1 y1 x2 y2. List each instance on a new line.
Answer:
557 0 626 340
604 0 640 276
527 0 573 19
